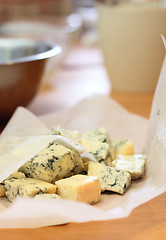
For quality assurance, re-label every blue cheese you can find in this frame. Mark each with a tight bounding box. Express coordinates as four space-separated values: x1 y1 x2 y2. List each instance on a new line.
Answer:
4 178 56 202
112 154 146 180
110 139 134 159
6 170 26 180
66 150 85 176
88 161 131 194
0 170 26 197
19 142 74 183
80 139 112 167
50 125 80 145
66 130 80 139
80 128 111 144
55 174 101 204
80 128 118 163
80 128 113 167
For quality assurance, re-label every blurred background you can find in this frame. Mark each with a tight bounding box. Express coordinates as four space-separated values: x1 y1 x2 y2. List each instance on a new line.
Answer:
0 0 110 116
0 0 165 125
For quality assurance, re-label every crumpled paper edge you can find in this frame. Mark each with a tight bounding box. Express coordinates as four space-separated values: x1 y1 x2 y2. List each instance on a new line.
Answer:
0 93 164 228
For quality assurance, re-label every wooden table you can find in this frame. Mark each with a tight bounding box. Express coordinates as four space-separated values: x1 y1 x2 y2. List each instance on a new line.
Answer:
2 43 166 240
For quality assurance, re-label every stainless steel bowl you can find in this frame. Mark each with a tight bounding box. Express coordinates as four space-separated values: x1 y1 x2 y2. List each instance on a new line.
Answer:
0 38 61 120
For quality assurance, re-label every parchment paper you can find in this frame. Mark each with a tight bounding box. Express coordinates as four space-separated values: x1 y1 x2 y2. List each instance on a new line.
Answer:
0 40 166 228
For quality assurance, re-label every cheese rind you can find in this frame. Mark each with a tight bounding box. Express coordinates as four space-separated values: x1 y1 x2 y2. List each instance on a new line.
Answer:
5 178 56 202
88 161 131 194
19 143 74 183
55 174 101 204
112 154 146 179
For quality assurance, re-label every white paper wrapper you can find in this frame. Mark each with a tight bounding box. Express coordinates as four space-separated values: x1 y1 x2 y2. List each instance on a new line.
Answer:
1 42 166 227
0 91 164 228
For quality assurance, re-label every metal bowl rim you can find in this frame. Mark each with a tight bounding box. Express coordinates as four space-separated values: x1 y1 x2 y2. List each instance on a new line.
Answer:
0 38 62 66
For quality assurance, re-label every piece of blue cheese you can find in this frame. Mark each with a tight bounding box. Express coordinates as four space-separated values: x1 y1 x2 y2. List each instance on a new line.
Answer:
112 154 146 180
110 139 134 159
50 127 85 174
80 128 111 144
80 128 113 167
80 139 112 167
55 174 101 204
4 178 57 202
88 161 131 194
19 143 75 183
50 125 80 139
66 150 85 176
50 125 80 145
0 170 26 197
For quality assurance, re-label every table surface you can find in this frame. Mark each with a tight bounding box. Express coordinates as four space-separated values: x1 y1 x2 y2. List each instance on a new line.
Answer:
2 42 166 240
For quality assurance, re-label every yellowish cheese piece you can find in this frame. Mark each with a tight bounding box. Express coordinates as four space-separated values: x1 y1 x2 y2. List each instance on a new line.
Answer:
80 128 113 167
66 130 80 139
110 139 134 159
88 161 131 194
112 154 146 180
35 193 61 200
0 170 26 197
5 178 56 202
80 128 111 144
55 174 101 204
66 150 85 176
19 143 74 183
50 125 80 144
6 170 26 180
80 139 112 167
